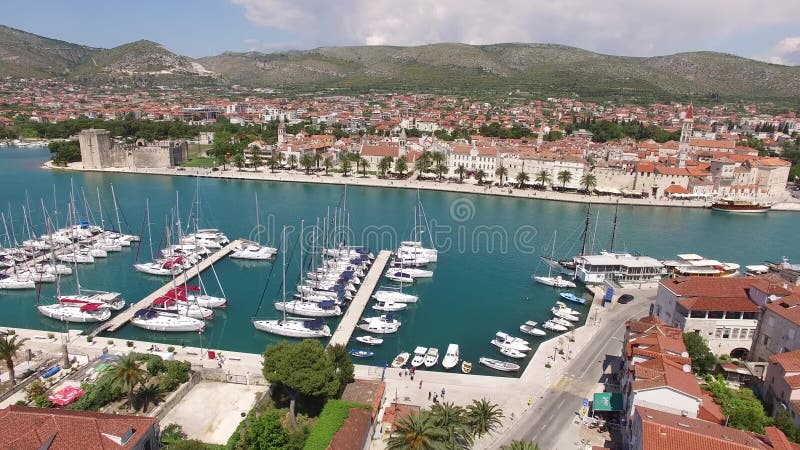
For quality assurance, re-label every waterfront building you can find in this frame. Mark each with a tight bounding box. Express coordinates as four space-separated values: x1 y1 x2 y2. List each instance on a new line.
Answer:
573 253 664 287
750 280 800 362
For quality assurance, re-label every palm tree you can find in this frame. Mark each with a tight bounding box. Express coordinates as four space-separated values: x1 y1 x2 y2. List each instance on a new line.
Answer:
0 334 29 385
136 384 165 413
580 172 598 194
232 152 245 171
495 164 509 186
534 170 550 188
414 152 431 174
339 157 352 176
467 398 504 438
455 164 467 183
268 152 284 173
503 440 540 450
395 156 408 177
557 170 573 188
431 151 445 167
251 152 262 172
378 156 393 177
109 353 147 411
300 154 314 174
475 169 487 184
323 157 333 175
360 157 371 176
287 154 298 170
434 163 448 181
314 153 322 170
429 402 474 449
515 170 530 188
386 412 447 450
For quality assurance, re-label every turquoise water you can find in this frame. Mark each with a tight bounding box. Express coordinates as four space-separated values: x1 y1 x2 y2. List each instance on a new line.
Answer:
0 147 798 376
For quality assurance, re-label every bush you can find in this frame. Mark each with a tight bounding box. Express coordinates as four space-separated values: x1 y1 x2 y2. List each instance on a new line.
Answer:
25 380 47 401
167 346 175 353
146 358 167 377
126 341 134 347
47 333 55 339
303 400 370 450
14 400 27 406
86 335 94 343
33 395 53 408
158 360 191 392
108 340 114 345
684 332 717 375
7 329 15 335
69 371 125 411
161 423 187 445
705 375 771 433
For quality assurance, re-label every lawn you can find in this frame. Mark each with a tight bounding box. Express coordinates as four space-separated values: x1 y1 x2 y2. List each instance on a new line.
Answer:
181 157 218 168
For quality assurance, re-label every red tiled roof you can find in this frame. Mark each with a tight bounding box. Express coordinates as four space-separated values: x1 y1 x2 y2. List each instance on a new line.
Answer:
664 185 690 194
632 357 701 397
677 296 760 313
660 277 758 298
770 350 800 372
327 408 372 450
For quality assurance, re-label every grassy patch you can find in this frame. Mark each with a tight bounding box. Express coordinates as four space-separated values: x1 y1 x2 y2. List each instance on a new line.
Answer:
303 400 370 450
181 157 218 168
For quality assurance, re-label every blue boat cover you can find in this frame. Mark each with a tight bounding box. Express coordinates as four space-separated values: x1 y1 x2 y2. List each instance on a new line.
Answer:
303 318 324 329
134 309 158 319
320 300 335 309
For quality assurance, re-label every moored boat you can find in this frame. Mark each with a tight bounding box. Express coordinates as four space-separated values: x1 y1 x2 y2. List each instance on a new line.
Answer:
559 292 586 305
349 349 374 358
423 347 440 368
479 357 520 372
711 199 770 213
392 352 410 368
519 321 546 336
411 346 428 368
355 336 384 346
131 308 205 332
499 346 526 359
461 361 472 374
442 344 460 370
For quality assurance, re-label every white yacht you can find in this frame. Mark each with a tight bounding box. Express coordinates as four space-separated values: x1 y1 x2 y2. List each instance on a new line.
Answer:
168 286 227 308
131 308 206 332
57 251 94 264
490 332 531 352
231 240 277 260
253 317 331 338
59 292 126 311
499 347 527 359
411 346 428 368
554 301 581 316
542 320 568 332
372 299 408 312
356 336 384 346
662 254 740 278
358 314 401 334
519 321 546 336
424 347 440 368
551 307 579 322
37 302 111 323
275 300 342 317
550 316 575 329
479 357 520 372
150 297 214 319
532 275 577 288
373 289 418 304
442 344 460 370
134 259 184 276
0 274 36 290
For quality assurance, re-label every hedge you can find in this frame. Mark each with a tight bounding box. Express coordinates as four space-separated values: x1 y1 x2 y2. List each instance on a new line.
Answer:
302 400 370 450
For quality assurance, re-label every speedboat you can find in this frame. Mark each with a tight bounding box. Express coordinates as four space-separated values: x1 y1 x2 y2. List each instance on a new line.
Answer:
491 332 531 352
424 347 440 368
37 302 111 323
532 275 577 288
373 289 418 303
479 357 520 372
275 300 342 317
559 292 586 305
461 361 472 374
551 307 579 322
356 336 384 346
542 320 568 332
550 316 575 328
131 309 205 332
411 346 428 368
372 300 408 312
358 314 401 334
499 347 527 359
349 349 374 358
230 240 277 260
554 301 581 316
391 352 410 368
385 270 415 283
392 268 433 278
253 317 331 338
519 321 546 336
442 344 459 370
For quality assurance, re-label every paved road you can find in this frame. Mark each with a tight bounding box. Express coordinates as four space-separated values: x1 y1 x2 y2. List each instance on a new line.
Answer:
499 297 651 449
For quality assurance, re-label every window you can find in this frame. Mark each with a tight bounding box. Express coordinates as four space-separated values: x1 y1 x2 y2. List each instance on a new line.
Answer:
748 329 756 339
722 328 731 339
769 317 775 327
715 328 724 338
743 312 759 320
707 311 724 319
730 328 740 339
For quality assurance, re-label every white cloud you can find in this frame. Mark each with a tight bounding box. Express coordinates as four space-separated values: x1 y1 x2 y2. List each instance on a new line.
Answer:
764 37 800 65
230 0 800 57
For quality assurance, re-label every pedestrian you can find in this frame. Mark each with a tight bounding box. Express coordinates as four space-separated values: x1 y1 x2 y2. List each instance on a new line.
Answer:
428 391 431 400
410 373 414 381
441 387 445 397
419 380 423 389
528 396 532 407
399 370 403 377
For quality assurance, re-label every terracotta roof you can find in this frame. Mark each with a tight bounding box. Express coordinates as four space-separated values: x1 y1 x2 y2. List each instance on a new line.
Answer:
691 138 736 149
327 408 373 450
0 406 157 450
660 277 759 298
361 144 400 157
677 296 760 313
655 165 691 176
698 391 726 424
341 379 385 416
770 350 800 372
765 295 800 327
664 185 690 194
632 357 701 397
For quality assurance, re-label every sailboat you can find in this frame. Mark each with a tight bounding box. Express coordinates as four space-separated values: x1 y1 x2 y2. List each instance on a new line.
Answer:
130 308 206 332
253 226 332 338
231 192 277 260
533 230 577 288
134 201 184 276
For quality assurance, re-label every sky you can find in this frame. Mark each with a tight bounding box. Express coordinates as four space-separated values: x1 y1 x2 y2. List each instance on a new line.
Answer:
3 0 800 65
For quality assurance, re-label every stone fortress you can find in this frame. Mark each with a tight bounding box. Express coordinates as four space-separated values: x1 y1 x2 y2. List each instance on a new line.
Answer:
78 129 188 170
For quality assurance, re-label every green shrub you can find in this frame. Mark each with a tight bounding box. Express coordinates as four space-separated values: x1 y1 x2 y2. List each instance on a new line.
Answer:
108 340 114 345
161 423 187 445
25 380 47 401
86 335 94 343
47 333 55 339
126 341 134 347
14 400 26 406
303 400 370 450
158 360 191 392
167 346 175 353
146 358 166 377
69 371 125 411
33 395 53 408
7 329 15 335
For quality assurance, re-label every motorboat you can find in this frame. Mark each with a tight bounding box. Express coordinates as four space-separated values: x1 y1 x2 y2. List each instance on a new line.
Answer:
711 199 770 213
424 347 440 368
358 314 401 334
519 321 546 336
37 302 111 323
0 274 36 290
550 316 575 328
532 275 577 288
391 268 433 278
442 344 459 370
356 336 384 346
542 320 568 332
373 289 418 303
131 308 206 332
254 317 331 338
551 307 579 322
479 357 520 372
230 240 277 260
745 264 770 276
411 346 428 368
559 292 586 305
372 299 408 312
349 349 374 358
461 361 472 374
391 352 410 368
499 347 527 359
554 301 581 316
150 297 213 320
275 300 342 317
491 332 531 352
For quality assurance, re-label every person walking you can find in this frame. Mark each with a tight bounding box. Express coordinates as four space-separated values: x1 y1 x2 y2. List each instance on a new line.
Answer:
428 391 432 400
441 387 446 397
419 380 423 389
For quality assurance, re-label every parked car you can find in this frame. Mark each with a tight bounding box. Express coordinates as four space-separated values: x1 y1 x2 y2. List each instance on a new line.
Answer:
618 294 634 304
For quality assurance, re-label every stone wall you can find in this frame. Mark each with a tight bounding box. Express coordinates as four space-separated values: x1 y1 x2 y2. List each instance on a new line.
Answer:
79 130 187 169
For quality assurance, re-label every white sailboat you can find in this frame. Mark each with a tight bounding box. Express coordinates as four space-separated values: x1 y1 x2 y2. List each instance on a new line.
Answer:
373 289 418 304
38 302 111 323
130 308 206 332
231 193 277 260
533 230 577 288
442 344 460 370
372 299 408 312
275 299 342 317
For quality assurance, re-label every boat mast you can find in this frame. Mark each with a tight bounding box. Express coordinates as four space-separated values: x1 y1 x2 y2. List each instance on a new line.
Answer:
110 183 122 233
299 219 304 283
254 192 260 245
52 184 59 230
609 200 620 252
281 226 287 322
579 205 591 256
96 187 105 231
145 199 154 261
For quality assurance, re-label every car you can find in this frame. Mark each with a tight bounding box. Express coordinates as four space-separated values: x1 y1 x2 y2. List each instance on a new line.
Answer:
618 294 634 304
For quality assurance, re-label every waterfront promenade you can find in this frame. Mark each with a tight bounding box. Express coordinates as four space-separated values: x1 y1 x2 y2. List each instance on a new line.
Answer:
90 239 242 336
329 250 392 347
47 162 800 212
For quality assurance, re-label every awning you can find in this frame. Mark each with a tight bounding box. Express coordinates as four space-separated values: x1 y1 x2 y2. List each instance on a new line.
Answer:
48 386 85 406
593 393 623 411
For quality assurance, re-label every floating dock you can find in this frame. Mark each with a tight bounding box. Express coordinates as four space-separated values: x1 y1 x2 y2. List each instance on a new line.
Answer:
89 239 242 336
328 250 391 347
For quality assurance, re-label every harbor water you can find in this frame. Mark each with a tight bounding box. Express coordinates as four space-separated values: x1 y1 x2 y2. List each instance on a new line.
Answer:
0 147 798 376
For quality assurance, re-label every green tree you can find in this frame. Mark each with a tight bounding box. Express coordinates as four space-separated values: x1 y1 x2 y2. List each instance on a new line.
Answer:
136 384 165 412
109 353 147 411
705 375 771 433
774 412 800 443
683 333 717 375
386 412 447 450
314 153 323 170
323 157 333 175
580 172 597 194
339 157 352 176
434 163 448 180
557 170 572 188
516 170 530 188
378 156 393 177
503 440 540 450
233 152 245 171
287 154 298 170
326 344 355 396
360 157 370 176
467 398 504 438
239 410 290 450
455 164 467 183
262 340 340 430
429 402 474 448
251 152 263 172
415 152 431 174
300 154 314 174
535 170 550 188
0 334 29 385
395 156 408 177
475 169 487 184
268 153 284 173
495 164 509 186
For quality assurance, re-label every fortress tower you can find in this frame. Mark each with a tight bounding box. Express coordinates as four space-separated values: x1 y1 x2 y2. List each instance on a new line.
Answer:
677 104 693 168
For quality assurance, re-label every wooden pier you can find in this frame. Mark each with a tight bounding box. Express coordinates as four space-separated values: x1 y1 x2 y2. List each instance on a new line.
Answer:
89 239 242 336
328 250 391 347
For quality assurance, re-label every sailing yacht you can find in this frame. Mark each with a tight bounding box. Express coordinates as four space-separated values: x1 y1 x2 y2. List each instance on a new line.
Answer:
150 297 214 319
168 285 227 309
275 299 342 317
0 273 36 289
231 193 277 260
373 289 418 303
372 299 408 312
130 308 205 332
38 302 111 323
533 232 578 287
